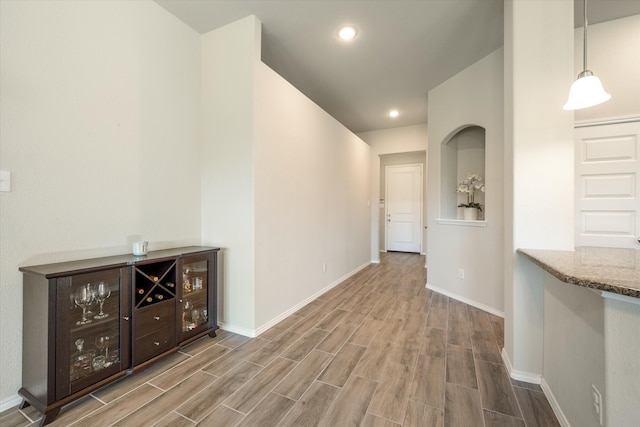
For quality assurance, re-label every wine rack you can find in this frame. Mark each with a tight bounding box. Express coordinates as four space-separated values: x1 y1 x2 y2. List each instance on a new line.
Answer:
133 259 176 308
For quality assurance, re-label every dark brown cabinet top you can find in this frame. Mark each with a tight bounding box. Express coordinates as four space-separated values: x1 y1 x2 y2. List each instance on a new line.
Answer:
20 246 220 278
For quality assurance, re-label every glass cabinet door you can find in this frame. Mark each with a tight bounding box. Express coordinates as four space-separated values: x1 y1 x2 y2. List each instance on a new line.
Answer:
55 267 130 400
177 254 212 342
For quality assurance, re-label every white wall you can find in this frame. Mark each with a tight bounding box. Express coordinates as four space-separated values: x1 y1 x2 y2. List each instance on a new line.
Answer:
201 16 260 336
504 0 575 382
0 0 201 408
358 124 428 262
574 14 640 123
543 273 604 427
201 16 372 335
426 48 504 314
254 62 371 330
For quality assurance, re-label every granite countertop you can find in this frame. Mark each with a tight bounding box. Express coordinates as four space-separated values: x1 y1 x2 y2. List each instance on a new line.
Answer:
517 246 640 299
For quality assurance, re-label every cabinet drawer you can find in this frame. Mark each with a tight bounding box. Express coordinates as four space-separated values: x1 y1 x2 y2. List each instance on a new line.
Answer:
134 300 175 338
133 328 175 366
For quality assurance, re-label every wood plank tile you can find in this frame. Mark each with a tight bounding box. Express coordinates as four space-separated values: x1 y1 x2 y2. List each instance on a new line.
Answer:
153 411 195 427
403 401 443 427
71 384 162 427
426 307 448 329
196 404 245 427
318 343 366 387
281 328 328 362
274 350 332 400
476 360 521 418
201 337 269 376
0 410 30 427
216 333 252 350
223 357 296 414
483 409 526 427
446 344 477 389
180 331 232 355
316 309 351 331
175 361 263 421
368 362 414 423
467 308 494 332
447 319 471 347
92 351 189 402
294 299 326 317
444 383 484 427
422 327 446 357
510 379 542 392
43 395 104 427
315 322 359 354
471 329 503 364
235 393 296 427
150 344 230 390
352 337 393 381
289 309 330 334
361 413 402 427
246 330 301 366
513 386 561 427
318 375 379 427
348 318 384 347
279 381 340 427
111 371 217 426
410 355 445 408
388 331 421 366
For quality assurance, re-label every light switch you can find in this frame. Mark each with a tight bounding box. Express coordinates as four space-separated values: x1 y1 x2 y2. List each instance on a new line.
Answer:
0 170 11 192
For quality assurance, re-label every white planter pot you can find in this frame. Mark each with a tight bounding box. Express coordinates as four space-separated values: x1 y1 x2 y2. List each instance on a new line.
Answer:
463 207 479 221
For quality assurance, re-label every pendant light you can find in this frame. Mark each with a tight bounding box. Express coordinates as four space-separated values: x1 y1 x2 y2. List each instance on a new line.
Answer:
563 0 611 110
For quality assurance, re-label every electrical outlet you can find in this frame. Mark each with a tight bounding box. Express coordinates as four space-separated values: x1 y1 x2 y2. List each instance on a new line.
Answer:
592 384 604 425
458 268 464 279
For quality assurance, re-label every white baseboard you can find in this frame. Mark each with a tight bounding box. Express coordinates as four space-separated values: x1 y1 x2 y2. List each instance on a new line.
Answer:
0 395 22 413
216 323 255 338
500 348 542 384
501 350 570 426
540 378 572 427
251 260 371 337
425 282 504 318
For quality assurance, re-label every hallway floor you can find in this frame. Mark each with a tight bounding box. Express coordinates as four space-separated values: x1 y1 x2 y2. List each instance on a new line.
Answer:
1 252 559 426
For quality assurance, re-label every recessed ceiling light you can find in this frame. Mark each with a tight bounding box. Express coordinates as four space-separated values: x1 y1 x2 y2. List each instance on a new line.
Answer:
388 110 399 118
338 26 357 41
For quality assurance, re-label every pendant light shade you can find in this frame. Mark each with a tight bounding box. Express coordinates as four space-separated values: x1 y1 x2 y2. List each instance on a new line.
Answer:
563 0 611 110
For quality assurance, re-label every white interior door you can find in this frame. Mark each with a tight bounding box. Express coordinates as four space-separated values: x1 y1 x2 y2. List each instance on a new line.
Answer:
575 121 640 248
386 164 422 253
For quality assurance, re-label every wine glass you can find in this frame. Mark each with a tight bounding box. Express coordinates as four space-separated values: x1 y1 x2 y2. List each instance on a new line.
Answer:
74 287 95 325
191 308 200 328
95 335 111 358
85 283 96 315
93 281 111 319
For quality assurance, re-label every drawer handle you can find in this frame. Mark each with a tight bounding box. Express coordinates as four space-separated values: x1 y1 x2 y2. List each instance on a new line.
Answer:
123 316 130 321
153 341 160 346
154 316 160 321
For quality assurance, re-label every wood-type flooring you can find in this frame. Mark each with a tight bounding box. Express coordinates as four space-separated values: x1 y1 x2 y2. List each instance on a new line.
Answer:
1 252 560 427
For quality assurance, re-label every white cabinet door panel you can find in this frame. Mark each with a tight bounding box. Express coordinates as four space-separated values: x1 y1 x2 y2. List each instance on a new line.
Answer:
575 121 640 248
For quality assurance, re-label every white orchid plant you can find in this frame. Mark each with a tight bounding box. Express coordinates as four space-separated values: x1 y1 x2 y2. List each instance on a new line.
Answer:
457 173 485 211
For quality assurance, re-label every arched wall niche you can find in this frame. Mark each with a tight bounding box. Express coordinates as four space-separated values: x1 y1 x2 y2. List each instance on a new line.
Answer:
440 125 486 219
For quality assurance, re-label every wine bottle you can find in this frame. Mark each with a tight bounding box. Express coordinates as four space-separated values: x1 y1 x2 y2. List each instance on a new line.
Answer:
166 282 175 288
150 275 159 282
154 293 164 300
137 288 145 295
145 297 153 303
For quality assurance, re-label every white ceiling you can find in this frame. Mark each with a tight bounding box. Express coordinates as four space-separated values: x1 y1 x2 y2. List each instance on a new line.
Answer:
155 0 640 133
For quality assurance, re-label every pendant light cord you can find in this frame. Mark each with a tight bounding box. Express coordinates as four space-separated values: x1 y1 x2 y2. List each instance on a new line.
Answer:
583 0 588 71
